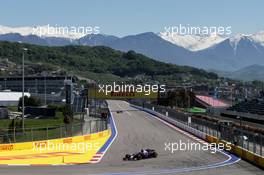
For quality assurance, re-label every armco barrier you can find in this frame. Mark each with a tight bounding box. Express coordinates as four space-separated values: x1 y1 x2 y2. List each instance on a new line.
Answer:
0 129 111 165
132 104 264 169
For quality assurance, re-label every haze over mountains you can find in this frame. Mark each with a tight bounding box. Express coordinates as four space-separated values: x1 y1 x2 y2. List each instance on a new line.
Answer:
214 64 264 81
1 25 264 80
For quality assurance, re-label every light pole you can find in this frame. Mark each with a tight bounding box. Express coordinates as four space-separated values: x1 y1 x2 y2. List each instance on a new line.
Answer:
45 75 47 105
231 84 235 106
236 115 243 146
42 72 48 106
35 79 38 94
51 92 55 104
22 48 28 133
4 78 6 90
237 115 242 128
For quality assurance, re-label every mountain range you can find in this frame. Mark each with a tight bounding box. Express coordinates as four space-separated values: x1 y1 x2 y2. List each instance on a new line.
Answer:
214 64 264 81
1 25 264 77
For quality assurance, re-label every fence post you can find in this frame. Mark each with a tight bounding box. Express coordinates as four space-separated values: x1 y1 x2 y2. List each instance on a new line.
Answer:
260 134 263 156
81 123 84 136
60 125 62 138
253 133 257 153
13 127 16 143
241 134 244 148
247 137 250 151
65 125 67 137
46 125 48 140
71 124 73 136
97 120 99 132
90 120 92 134
31 128 33 141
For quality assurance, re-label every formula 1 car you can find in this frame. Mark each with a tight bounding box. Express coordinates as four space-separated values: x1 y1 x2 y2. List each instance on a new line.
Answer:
123 149 158 161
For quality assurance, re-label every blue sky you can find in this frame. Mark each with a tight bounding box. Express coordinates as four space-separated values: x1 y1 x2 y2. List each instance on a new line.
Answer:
0 0 263 36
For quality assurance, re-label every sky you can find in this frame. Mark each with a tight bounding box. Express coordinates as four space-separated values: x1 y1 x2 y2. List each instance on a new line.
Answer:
0 0 264 37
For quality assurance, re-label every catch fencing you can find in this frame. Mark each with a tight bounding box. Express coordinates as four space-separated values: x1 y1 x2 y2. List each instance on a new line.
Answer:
0 118 108 144
131 101 264 157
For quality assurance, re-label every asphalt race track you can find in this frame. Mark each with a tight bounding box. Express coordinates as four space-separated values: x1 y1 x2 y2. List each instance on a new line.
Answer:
0 100 262 175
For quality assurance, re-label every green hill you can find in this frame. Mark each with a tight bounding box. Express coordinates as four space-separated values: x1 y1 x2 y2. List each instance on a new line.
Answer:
0 41 218 83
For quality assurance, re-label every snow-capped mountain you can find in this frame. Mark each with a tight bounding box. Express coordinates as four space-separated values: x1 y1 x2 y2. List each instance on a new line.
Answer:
159 32 264 52
0 25 34 36
229 34 252 53
159 32 227 51
250 31 264 47
227 33 264 53
0 25 86 39
1 25 264 51
195 34 264 71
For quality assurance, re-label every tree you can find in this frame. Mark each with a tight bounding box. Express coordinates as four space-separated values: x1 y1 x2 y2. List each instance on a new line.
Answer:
18 96 41 111
158 89 196 108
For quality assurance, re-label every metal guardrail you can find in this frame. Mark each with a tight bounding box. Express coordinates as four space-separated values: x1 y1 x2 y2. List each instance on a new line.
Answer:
131 101 264 157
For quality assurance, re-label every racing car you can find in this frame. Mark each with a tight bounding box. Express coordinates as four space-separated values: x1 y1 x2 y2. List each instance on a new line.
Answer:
123 149 158 161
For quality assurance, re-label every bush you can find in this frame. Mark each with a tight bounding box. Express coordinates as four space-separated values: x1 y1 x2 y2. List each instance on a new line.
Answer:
18 96 41 111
